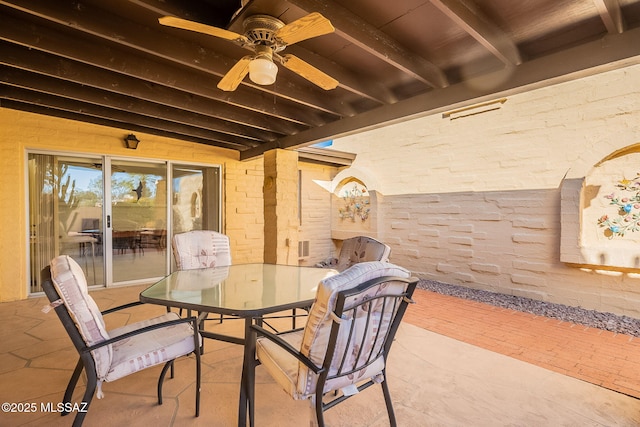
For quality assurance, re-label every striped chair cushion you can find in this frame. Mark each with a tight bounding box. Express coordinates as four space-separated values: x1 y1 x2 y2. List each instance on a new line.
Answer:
50 255 112 379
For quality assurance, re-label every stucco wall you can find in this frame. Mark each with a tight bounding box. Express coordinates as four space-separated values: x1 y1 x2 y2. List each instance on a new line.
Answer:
298 163 340 266
331 64 640 317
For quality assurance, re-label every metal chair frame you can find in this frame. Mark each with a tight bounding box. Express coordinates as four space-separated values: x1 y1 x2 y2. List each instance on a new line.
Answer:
41 266 201 427
253 275 417 427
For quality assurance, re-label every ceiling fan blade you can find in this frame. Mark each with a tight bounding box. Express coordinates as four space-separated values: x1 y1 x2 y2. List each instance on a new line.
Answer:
217 56 253 91
275 12 335 45
279 54 338 90
159 16 250 45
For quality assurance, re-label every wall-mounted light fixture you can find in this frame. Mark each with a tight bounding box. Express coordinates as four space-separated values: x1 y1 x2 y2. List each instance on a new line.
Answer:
124 134 140 149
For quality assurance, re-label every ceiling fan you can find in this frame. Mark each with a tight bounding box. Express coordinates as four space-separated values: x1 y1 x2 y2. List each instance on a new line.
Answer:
159 12 339 92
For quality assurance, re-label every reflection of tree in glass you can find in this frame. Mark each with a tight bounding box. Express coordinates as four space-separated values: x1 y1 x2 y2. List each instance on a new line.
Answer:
110 174 162 228
56 165 79 233
89 174 158 203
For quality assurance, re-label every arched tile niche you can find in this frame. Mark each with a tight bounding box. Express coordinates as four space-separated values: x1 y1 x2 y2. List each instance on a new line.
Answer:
330 168 381 240
561 144 640 270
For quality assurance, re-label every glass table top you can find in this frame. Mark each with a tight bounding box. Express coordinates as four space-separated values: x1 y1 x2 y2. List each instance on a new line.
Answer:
140 263 338 316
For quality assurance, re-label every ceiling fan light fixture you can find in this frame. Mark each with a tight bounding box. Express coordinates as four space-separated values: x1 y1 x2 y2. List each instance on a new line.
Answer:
249 57 278 85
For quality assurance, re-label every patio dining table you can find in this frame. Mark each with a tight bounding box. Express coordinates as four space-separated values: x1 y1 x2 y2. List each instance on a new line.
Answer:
140 263 338 427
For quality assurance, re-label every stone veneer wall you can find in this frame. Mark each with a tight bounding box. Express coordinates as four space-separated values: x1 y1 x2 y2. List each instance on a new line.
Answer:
331 64 640 318
224 157 265 264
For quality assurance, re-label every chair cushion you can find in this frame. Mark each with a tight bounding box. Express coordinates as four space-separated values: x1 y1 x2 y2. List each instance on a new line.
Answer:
173 230 232 270
106 312 197 382
336 237 391 271
256 330 304 398
50 255 112 379
296 261 409 399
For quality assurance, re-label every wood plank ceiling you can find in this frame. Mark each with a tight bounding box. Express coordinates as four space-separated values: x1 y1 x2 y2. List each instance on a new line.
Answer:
1 0 640 160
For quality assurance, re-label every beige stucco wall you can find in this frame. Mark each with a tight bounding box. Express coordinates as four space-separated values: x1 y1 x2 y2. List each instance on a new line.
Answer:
331 63 640 317
298 163 340 266
0 108 264 301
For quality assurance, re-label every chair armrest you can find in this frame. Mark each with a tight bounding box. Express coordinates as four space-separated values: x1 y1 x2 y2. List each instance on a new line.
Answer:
82 316 199 353
101 301 144 315
251 324 323 374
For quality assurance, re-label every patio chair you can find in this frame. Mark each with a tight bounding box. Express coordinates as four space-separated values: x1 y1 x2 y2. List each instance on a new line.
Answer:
41 255 201 427
316 236 391 272
172 230 232 270
252 261 417 427
171 230 232 323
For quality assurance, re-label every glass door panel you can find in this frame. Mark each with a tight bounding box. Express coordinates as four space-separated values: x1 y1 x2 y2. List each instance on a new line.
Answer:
28 154 104 290
28 154 221 293
110 160 167 283
171 164 221 269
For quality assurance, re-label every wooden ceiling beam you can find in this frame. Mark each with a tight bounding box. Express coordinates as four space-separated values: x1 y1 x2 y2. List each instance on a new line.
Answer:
132 0 395 105
593 0 625 34
0 86 253 149
0 66 273 144
241 26 640 159
124 0 239 27
0 99 243 151
286 47 396 105
0 39 305 141
0 0 352 118
285 0 449 89
0 13 312 133
430 0 522 66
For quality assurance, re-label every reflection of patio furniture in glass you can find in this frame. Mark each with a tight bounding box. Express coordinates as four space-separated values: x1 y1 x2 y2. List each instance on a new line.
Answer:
112 230 143 255
60 232 97 284
79 230 102 257
81 218 102 255
42 255 201 427
252 262 417 427
140 229 167 251
81 218 99 232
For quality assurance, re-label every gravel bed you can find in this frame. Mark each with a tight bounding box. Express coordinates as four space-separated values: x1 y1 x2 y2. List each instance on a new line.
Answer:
417 279 640 337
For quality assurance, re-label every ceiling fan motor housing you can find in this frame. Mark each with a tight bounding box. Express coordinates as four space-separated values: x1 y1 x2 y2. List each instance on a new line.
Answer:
243 15 286 51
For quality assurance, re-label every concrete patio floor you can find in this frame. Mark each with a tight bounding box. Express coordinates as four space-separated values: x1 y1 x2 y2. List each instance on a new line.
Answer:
0 284 639 426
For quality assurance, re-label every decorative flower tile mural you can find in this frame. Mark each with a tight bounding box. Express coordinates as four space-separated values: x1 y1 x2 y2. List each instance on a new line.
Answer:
579 151 640 269
338 181 370 222
331 177 376 240
597 174 640 238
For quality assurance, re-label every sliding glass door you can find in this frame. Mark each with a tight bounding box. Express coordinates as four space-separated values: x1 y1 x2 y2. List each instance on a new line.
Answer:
28 154 104 290
110 159 167 283
28 153 221 293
